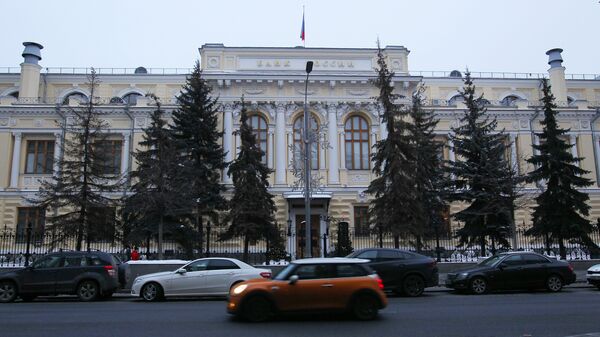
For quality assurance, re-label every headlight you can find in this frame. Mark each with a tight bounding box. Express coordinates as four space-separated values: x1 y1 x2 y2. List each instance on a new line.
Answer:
232 284 247 295
134 278 142 284
457 273 469 279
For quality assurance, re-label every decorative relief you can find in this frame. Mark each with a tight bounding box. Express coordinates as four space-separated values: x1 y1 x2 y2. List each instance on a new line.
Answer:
243 89 265 95
134 117 147 128
9 118 16 127
511 121 519 130
207 57 220 69
34 119 44 128
296 88 316 96
580 120 590 130
519 119 529 130
350 173 370 183
347 89 368 96
0 118 9 127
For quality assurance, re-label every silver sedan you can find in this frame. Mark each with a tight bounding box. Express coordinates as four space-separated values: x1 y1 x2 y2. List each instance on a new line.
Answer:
131 258 272 301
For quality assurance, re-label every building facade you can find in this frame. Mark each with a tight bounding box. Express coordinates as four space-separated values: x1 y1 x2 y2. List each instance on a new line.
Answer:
1 42 600 258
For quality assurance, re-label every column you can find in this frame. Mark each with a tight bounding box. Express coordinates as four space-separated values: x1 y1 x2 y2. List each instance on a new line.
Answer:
287 131 293 167
267 130 274 169
339 131 346 169
53 132 62 176
10 132 22 188
510 133 518 172
223 105 234 184
371 131 378 169
319 136 326 170
121 131 131 176
447 138 455 162
570 134 578 159
235 132 241 156
380 122 388 140
594 135 600 186
275 104 287 184
327 105 339 184
533 135 540 156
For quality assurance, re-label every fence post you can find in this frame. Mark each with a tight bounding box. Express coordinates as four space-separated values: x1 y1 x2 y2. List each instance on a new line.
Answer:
24 222 33 267
378 224 383 248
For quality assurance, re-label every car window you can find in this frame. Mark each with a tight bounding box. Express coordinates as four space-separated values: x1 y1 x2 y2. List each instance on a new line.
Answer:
356 250 377 260
336 264 368 277
208 259 240 270
295 264 336 280
523 254 549 264
378 250 406 260
88 255 106 266
185 260 209 272
33 256 62 269
63 256 87 267
502 255 524 266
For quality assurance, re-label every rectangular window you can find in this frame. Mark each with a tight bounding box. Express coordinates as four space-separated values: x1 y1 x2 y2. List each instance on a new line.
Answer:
354 206 370 236
25 140 55 174
95 140 122 175
16 207 45 243
88 207 116 242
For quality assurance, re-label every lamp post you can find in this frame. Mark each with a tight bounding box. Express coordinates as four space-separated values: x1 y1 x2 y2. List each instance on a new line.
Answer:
303 61 314 258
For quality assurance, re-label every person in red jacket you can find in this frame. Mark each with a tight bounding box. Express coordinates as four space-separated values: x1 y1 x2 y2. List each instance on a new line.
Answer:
130 246 140 261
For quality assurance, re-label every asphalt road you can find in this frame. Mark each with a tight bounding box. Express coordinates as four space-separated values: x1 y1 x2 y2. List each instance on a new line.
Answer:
1 287 600 337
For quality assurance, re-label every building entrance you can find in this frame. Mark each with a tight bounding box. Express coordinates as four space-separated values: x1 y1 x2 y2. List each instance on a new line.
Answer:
295 214 320 259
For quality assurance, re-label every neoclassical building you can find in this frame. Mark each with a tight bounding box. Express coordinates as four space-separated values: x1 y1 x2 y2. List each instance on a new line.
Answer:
1 42 600 258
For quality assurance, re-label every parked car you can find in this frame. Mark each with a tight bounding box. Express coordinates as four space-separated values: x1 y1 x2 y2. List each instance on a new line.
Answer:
587 264 600 289
445 252 576 294
227 258 387 322
346 248 438 296
131 257 272 301
0 251 120 303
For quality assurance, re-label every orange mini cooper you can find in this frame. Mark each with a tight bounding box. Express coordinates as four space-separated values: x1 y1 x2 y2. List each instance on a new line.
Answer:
227 258 387 322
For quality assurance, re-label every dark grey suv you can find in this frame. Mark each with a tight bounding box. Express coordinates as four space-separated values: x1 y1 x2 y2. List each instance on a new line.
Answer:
0 251 120 303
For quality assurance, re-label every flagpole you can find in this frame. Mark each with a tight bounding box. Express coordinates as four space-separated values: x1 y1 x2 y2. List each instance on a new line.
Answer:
303 5 305 47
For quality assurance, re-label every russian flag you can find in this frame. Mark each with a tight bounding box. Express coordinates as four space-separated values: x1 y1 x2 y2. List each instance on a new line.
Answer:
300 10 305 41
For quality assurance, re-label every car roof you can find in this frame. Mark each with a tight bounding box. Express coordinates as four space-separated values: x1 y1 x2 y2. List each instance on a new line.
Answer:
292 258 370 264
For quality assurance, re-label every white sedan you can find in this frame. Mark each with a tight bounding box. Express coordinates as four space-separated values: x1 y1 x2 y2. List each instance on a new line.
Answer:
587 264 600 289
131 257 272 301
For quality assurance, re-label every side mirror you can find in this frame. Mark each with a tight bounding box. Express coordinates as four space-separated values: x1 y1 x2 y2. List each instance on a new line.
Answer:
176 268 187 275
288 275 299 285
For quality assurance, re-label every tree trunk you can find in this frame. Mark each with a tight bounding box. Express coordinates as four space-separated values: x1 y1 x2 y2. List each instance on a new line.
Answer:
393 235 400 249
545 233 551 255
416 235 423 253
243 235 250 263
491 236 496 255
158 215 164 260
480 237 486 257
559 237 566 260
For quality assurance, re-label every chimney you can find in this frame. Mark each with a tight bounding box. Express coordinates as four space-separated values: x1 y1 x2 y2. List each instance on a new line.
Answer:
18 42 43 100
546 48 568 103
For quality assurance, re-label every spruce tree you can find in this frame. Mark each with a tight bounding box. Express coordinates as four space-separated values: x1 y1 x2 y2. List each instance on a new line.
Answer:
31 69 121 250
409 86 445 253
527 78 595 259
170 61 227 254
446 72 515 254
224 102 277 262
366 43 416 248
124 95 185 259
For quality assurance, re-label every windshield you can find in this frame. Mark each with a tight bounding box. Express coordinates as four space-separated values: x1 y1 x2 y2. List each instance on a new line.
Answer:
478 255 504 267
274 264 296 280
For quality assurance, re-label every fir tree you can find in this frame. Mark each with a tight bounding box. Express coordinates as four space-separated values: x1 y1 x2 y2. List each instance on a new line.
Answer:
446 71 516 254
224 102 277 262
170 61 227 253
366 43 416 248
409 86 445 252
527 78 595 259
30 69 122 250
124 95 185 259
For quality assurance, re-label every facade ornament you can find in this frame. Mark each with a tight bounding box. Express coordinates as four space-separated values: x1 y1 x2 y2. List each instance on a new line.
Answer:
262 102 277 119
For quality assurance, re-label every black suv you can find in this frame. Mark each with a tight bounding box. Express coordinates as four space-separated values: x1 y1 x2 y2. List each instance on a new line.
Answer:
0 251 120 303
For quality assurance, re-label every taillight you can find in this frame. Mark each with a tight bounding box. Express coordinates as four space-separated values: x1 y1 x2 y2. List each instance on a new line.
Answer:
376 276 384 290
104 265 117 278
260 272 272 279
568 264 574 272
428 259 437 268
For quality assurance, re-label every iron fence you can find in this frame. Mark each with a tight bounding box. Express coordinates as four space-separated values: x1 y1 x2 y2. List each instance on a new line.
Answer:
1 226 599 267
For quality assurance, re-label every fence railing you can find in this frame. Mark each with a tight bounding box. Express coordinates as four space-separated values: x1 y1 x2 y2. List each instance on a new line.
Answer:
1 227 599 267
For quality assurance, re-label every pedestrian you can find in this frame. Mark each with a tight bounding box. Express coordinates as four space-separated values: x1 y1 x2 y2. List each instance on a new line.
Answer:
130 246 140 261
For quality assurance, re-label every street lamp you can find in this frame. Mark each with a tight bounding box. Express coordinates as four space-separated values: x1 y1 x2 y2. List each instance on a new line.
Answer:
303 60 314 258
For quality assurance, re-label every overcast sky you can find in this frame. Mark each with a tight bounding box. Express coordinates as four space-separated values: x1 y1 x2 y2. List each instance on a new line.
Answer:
1 0 598 74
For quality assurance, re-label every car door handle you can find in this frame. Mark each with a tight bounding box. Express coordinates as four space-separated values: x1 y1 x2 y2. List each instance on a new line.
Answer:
321 284 334 288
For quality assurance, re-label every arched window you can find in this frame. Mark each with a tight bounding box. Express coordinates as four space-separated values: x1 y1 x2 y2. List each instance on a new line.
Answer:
501 95 519 107
293 114 319 170
249 114 268 164
345 115 370 170
122 92 142 105
62 92 89 105
448 94 463 106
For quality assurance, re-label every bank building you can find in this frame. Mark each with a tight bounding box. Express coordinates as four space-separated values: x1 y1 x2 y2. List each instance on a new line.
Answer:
1 42 599 260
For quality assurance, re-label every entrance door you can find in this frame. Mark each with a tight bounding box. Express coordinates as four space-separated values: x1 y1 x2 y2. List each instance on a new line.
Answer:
296 215 320 258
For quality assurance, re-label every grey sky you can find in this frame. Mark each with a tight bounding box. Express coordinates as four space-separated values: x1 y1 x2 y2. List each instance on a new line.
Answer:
1 0 597 74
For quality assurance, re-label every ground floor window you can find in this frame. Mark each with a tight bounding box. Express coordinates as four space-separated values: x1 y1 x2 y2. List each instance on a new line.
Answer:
353 206 370 236
16 207 45 243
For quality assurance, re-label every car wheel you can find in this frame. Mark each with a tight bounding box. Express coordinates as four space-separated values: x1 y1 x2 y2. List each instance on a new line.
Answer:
242 296 272 322
546 275 563 292
470 277 487 295
141 282 164 302
402 275 425 297
77 280 99 302
20 295 36 302
352 294 379 321
0 281 18 303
